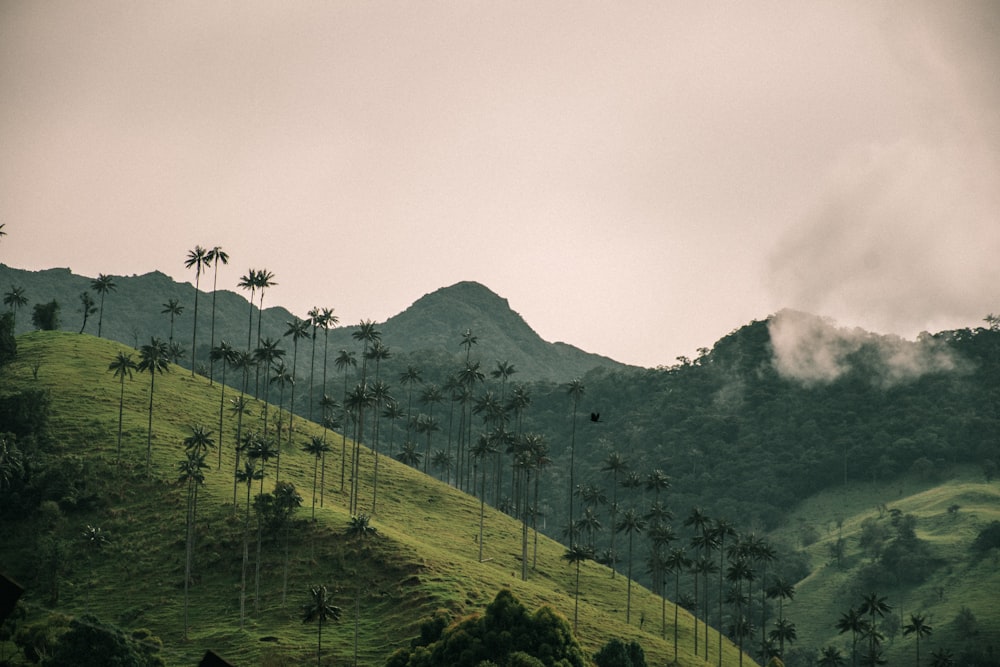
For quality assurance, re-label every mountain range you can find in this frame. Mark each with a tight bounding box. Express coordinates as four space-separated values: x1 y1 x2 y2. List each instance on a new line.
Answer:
0 264 626 383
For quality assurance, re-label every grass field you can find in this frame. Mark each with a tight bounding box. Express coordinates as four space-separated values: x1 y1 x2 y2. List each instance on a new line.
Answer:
769 465 1000 663
1 331 754 666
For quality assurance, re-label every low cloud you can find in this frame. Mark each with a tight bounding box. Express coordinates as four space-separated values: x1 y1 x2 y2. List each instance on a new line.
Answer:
767 309 963 386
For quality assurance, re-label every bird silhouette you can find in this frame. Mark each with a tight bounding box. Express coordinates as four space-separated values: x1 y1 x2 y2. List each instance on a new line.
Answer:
590 412 602 423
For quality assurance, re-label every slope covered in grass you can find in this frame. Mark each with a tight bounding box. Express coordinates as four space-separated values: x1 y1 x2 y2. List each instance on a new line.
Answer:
0 331 751 666
768 469 1000 664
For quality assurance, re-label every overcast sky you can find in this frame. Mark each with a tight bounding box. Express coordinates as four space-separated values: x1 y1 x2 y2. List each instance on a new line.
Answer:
2 1 998 368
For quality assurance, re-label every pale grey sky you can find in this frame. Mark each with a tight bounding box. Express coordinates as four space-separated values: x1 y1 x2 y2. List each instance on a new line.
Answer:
2 1 998 368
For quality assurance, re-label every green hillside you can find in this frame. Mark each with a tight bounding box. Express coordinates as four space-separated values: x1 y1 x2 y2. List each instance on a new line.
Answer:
767 469 1000 665
0 331 749 666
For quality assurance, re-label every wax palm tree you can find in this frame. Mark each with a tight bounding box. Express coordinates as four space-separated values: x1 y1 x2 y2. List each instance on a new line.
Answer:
602 451 627 577
252 269 277 393
302 584 341 667
253 337 285 438
616 507 647 624
368 379 392 513
646 522 675 639
107 351 137 463
270 362 294 480
210 341 236 468
712 518 737 667
563 544 592 633
351 318 380 386
87 274 116 338
665 547 691 665
769 617 797 659
319 394 340 507
161 298 183 344
318 307 338 416
527 435 551 569
726 551 755 666
419 385 444 473
335 349 357 490
247 434 278 495
137 338 170 477
235 456 262 629
78 291 96 334
399 365 423 441
566 378 585 542
205 246 229 384
306 308 322 420
237 269 258 351
858 592 892 662
460 328 478 362
471 434 498 562
3 285 28 329
381 399 403 459
767 577 795 622
818 646 846 667
183 424 215 459
747 534 778 654
177 448 207 639
396 441 421 467
283 317 311 437
345 513 376 665
836 606 869 667
344 382 373 515
184 246 210 375
229 350 254 503
903 613 933 667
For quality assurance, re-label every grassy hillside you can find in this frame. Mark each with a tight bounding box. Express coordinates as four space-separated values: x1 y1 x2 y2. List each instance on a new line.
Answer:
769 470 1000 664
0 331 750 666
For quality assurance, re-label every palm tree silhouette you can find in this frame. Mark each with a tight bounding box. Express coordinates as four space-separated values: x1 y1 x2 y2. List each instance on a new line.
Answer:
399 365 423 441
334 349 357 490
601 451 627 577
302 584 341 667
238 269 258 352
253 337 285 440
818 646 846 667
302 436 330 520
235 455 262 629
137 338 170 477
161 298 183 344
205 246 229 384
566 378 585 542
665 547 691 665
210 341 236 468
471 434 498 562
177 446 208 639
3 285 28 329
89 274 116 338
616 507 647 624
107 351 137 463
903 613 933 667
836 606 869 667
184 246 209 375
283 317 311 438
252 269 277 393
563 544 592 632
859 592 892 662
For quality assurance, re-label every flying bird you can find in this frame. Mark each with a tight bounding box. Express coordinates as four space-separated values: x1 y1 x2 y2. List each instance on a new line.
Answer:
590 412 602 423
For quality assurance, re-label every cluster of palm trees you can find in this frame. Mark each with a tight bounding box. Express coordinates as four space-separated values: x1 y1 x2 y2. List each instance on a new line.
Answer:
564 465 797 667
833 593 936 667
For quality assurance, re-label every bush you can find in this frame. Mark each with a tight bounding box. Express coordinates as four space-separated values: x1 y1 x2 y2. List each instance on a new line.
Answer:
0 311 15 365
971 521 1000 555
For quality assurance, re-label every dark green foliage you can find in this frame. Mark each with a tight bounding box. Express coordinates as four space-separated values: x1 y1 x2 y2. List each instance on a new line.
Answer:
971 521 1000 555
386 589 586 667
0 388 50 441
593 638 646 667
0 311 15 365
31 300 60 330
41 614 164 667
